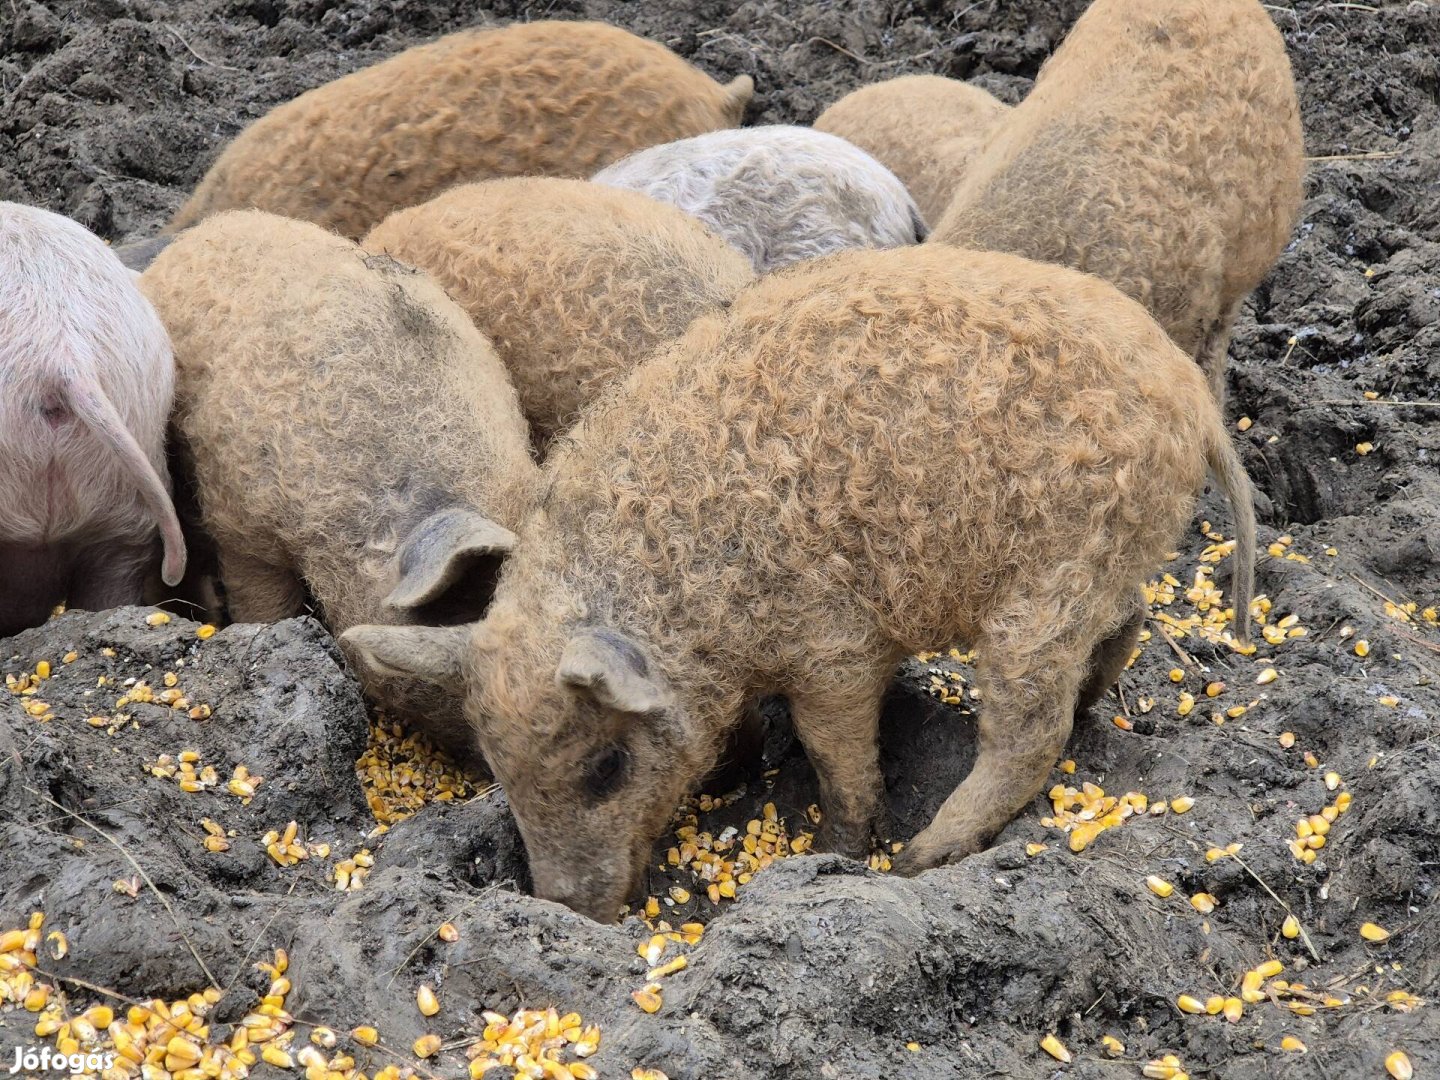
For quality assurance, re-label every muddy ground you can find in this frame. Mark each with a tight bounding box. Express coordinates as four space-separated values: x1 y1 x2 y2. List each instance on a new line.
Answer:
2 0 1439 1077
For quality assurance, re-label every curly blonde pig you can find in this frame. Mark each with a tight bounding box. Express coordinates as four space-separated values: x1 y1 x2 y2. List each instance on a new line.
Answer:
167 21 753 240
591 126 927 273
141 211 538 750
0 202 186 638
364 178 755 447
931 0 1304 402
344 244 1257 923
814 75 1011 223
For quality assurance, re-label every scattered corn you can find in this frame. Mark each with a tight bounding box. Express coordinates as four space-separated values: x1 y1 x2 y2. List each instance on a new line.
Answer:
1257 668 1278 684
1355 639 1370 657
1146 875 1175 898
1171 796 1195 814
631 986 663 1014
1280 1036 1306 1053
417 984 440 1016
352 1026 379 1047
1190 893 1217 914
1038 1034 1071 1063
145 611 172 626
1177 994 1206 1014
1386 1051 1413 1080
1101 1035 1125 1056
438 922 460 942
1282 915 1300 939
358 718 476 829
413 1033 442 1058
1360 922 1391 943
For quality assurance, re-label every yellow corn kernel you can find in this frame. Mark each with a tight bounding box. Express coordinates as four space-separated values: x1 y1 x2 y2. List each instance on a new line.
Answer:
1354 639 1370 657
1101 1035 1125 1056
644 896 661 918
1058 759 1076 774
1169 668 1185 683
1112 715 1134 731
1223 997 1243 1023
417 985 440 1016
1282 915 1300 939
23 986 50 1011
1205 682 1225 698
1336 791 1353 813
1280 1036 1306 1053
668 887 691 904
1205 995 1225 1015
1190 893 1217 914
262 1046 295 1068
641 934 667 966
412 1034 441 1058
1171 796 1195 814
1146 876 1174 898
631 986 663 1014
85 1005 114 1028
1176 995 1206 1014
1386 1052 1414 1080
1257 959 1284 978
1038 1034 1071 1063
569 1065 599 1080
1256 668 1277 684
647 956 687 980
145 611 171 626
1304 751 1319 768
1241 971 1266 1004
1278 731 1296 748
165 1036 202 1065
1025 843 1048 857
437 922 459 942
1236 416 1253 432
1324 771 1342 791
1360 922 1391 942
352 1026 379 1047
1177 692 1195 716
310 1027 337 1049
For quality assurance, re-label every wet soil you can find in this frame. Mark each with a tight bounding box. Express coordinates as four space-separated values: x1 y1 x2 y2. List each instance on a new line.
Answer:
2 1 1439 1078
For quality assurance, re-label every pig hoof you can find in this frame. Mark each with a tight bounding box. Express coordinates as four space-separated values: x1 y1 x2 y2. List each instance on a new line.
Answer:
813 821 872 861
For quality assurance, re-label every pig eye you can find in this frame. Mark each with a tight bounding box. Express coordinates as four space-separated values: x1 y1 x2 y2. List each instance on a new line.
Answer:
584 745 629 801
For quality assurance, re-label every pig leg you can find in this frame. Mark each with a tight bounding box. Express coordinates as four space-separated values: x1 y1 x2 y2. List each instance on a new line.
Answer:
788 668 893 859
66 540 155 613
0 543 68 639
217 549 307 623
1076 591 1146 714
894 641 1085 874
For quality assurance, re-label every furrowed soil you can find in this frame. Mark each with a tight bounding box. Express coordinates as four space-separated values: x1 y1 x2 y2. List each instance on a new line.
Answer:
2 1 1438 1078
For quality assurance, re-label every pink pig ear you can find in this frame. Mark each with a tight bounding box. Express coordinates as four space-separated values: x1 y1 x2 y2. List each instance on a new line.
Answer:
340 623 473 693
556 628 670 715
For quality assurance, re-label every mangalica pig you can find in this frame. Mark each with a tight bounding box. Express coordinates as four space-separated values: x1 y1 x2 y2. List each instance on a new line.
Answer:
140 211 538 750
343 244 1256 922
591 126 926 273
930 0 1304 401
168 21 754 241
815 75 1012 224
364 178 755 447
0 202 186 638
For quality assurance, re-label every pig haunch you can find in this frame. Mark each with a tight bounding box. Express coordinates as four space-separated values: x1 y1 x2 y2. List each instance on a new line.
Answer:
0 202 186 637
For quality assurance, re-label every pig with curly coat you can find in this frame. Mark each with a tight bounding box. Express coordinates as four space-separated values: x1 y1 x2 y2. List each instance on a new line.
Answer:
591 126 926 273
364 178 755 447
930 0 1304 402
815 75 1012 223
141 211 538 746
168 21 753 240
0 202 186 638
344 245 1256 922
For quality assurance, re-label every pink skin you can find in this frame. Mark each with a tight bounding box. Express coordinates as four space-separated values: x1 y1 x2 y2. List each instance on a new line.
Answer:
0 202 186 636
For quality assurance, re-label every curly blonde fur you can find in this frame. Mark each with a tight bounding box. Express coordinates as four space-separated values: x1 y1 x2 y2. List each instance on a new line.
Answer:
168 21 753 240
931 0 1304 401
591 126 926 273
141 211 538 741
364 178 755 447
345 245 1256 922
814 75 1011 224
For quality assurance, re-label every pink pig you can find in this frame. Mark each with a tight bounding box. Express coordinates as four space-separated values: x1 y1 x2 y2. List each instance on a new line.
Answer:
0 202 186 637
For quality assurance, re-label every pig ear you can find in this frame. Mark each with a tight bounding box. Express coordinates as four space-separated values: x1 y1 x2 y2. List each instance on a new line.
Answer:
557 628 669 715
385 508 517 613
340 623 472 691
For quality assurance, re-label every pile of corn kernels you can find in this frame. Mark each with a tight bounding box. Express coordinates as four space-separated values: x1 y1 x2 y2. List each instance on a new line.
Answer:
356 719 477 831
